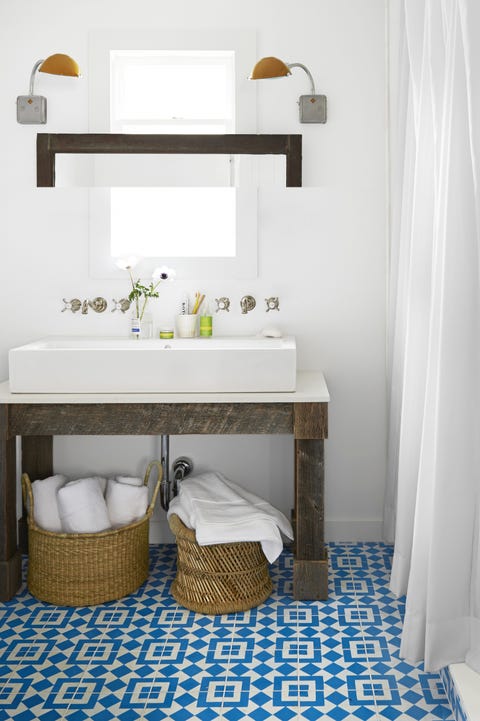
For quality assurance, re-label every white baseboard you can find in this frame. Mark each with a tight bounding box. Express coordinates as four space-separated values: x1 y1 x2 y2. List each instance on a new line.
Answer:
325 519 385 542
150 520 175 545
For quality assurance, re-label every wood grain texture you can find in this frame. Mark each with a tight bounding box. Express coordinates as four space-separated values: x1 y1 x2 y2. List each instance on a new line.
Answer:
286 134 303 187
0 436 17 560
0 404 12 441
36 133 55 187
295 439 325 560
0 552 22 603
19 436 54 553
37 133 302 188
293 402 328 439
9 403 294 436
21 436 53 479
293 558 329 600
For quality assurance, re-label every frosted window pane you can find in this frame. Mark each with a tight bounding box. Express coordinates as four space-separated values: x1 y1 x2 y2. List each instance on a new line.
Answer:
110 188 236 258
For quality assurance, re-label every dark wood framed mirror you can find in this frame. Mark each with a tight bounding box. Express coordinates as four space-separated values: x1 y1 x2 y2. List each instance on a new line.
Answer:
36 134 302 188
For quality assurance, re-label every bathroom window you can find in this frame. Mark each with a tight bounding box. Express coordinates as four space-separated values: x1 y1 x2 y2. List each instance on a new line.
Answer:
87 30 257 279
110 50 235 135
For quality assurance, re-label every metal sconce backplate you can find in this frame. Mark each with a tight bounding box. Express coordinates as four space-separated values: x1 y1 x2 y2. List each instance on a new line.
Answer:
299 94 327 123
17 95 47 124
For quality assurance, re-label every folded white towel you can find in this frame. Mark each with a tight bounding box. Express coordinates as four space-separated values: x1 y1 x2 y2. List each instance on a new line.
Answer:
57 477 111 534
167 472 293 563
106 478 148 527
31 475 67 532
115 476 143 487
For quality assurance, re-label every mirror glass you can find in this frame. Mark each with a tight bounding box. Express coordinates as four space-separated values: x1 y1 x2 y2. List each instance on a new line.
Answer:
89 186 258 280
55 154 287 187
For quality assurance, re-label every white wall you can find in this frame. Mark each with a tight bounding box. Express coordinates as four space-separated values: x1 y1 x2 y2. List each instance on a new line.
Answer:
0 0 387 542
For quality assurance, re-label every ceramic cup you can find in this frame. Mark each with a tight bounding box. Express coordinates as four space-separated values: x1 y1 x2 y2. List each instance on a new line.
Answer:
176 314 198 338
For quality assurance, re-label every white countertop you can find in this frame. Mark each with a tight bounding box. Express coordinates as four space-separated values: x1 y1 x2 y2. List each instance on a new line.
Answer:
0 371 329 404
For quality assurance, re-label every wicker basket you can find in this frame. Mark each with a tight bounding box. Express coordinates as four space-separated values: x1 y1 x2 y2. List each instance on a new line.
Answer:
168 513 273 614
21 461 162 606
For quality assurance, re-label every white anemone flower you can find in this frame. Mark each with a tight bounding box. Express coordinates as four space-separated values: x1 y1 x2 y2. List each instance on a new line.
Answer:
152 265 176 282
115 255 141 271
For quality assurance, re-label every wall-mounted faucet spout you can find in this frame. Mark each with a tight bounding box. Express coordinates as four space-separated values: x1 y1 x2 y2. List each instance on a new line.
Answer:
240 295 256 314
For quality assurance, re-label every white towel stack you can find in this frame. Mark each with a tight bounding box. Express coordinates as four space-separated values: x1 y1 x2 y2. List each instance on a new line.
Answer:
31 474 67 532
106 476 149 527
57 477 111 534
30 472 149 534
167 472 293 563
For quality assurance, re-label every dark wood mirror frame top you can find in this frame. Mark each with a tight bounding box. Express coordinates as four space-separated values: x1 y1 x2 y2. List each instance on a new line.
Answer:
36 133 303 188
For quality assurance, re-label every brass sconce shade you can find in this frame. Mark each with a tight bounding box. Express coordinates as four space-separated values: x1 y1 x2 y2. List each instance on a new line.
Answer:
249 56 292 80
249 56 327 124
38 53 81 78
17 53 81 125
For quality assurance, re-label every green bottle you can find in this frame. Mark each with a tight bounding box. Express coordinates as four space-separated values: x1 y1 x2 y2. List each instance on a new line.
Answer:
199 304 213 337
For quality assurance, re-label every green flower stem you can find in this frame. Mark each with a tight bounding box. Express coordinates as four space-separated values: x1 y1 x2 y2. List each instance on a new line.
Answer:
127 271 166 321
128 268 140 318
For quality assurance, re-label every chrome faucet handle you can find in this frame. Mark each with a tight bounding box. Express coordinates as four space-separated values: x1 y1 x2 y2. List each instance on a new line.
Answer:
265 297 280 312
240 295 256 314
111 298 131 314
215 297 230 313
89 297 108 313
61 298 81 313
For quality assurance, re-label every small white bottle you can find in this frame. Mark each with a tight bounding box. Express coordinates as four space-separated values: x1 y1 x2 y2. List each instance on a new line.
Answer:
131 316 141 340
180 295 189 315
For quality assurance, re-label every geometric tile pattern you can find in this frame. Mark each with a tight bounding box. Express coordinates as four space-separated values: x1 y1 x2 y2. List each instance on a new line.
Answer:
0 542 455 720
440 667 470 721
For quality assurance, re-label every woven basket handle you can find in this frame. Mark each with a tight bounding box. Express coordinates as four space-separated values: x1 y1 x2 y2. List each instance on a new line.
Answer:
143 460 163 514
21 473 34 523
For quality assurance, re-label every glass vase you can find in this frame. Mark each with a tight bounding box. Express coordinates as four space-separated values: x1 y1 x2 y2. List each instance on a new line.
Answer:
130 313 153 340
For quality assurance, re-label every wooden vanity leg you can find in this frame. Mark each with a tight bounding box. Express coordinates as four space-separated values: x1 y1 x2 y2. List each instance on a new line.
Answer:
19 436 53 552
293 403 329 600
0 405 22 601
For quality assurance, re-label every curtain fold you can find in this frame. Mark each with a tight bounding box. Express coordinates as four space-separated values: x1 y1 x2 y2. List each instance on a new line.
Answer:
386 0 480 672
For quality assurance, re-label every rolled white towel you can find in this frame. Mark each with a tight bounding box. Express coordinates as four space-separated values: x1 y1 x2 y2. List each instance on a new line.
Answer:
65 476 107 495
31 475 67 532
64 476 107 494
106 478 148 527
115 476 143 487
96 476 108 495
58 477 111 534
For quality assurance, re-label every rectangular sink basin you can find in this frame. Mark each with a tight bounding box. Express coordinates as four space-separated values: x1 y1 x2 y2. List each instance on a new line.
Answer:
9 336 296 393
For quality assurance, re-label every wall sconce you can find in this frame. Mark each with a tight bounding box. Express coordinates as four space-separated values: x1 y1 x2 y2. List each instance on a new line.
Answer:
249 56 327 124
16 53 81 125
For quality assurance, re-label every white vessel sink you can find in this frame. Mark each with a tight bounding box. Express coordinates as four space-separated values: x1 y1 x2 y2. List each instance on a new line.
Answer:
8 336 296 393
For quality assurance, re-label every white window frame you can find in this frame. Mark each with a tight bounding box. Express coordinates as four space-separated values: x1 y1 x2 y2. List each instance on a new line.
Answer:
87 29 258 280
110 50 236 134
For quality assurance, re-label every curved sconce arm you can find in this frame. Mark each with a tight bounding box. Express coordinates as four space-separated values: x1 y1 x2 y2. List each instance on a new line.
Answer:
29 59 45 96
287 63 316 95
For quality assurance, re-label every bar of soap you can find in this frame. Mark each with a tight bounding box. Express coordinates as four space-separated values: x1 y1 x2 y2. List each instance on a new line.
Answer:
260 327 283 338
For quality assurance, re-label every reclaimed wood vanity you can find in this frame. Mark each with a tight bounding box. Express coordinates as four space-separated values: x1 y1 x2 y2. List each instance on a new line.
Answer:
0 371 329 603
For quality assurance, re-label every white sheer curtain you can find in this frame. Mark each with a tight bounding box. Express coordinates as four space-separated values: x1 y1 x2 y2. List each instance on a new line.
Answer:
386 0 480 672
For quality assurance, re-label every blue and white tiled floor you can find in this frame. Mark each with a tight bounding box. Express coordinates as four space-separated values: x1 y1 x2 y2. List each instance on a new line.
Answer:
0 543 455 721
